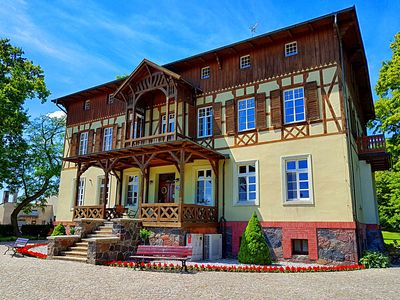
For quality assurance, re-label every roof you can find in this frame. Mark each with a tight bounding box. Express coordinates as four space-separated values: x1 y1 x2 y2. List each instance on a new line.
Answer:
52 6 374 120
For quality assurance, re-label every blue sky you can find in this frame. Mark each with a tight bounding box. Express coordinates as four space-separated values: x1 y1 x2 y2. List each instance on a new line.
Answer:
1 0 399 117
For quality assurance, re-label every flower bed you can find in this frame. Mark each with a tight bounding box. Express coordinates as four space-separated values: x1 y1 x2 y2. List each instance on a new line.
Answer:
17 243 48 259
105 261 365 273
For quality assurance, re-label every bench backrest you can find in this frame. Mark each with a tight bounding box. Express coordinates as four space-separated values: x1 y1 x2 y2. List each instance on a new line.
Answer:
137 245 192 258
14 238 29 247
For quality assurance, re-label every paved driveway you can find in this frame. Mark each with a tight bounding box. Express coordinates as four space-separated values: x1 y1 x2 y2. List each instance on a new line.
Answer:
0 245 399 300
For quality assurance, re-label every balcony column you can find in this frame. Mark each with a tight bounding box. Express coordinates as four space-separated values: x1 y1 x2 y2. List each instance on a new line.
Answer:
74 163 82 207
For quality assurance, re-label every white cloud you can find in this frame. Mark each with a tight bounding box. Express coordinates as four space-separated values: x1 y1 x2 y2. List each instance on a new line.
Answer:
47 111 66 119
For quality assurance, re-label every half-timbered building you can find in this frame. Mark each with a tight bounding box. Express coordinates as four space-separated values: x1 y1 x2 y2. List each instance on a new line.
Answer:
53 7 389 263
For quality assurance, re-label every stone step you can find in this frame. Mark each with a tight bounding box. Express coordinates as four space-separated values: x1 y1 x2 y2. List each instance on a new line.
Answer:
75 241 88 245
53 255 87 263
61 250 87 257
95 228 113 233
86 233 116 238
69 246 88 252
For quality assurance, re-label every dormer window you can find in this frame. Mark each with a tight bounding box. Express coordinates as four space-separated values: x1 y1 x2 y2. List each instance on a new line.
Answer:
84 100 91 110
107 94 114 104
240 55 251 69
201 66 210 79
285 41 298 57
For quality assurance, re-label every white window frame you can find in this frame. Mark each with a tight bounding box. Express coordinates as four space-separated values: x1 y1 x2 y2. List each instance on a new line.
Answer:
201 66 210 79
237 98 256 132
161 113 175 133
103 127 113 151
240 54 251 69
283 87 306 124
78 131 88 155
126 175 139 207
133 113 144 139
234 160 259 206
197 106 213 138
97 176 110 205
285 41 298 57
84 100 91 110
281 154 313 205
107 94 114 104
77 178 85 206
195 169 214 206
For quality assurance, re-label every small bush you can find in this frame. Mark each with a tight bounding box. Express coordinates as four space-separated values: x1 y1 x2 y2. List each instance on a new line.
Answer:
139 228 153 243
51 224 66 236
359 251 390 268
0 225 14 237
69 226 75 235
238 212 272 265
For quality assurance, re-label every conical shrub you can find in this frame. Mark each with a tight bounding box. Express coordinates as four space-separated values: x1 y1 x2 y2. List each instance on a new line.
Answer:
238 212 272 265
51 223 66 236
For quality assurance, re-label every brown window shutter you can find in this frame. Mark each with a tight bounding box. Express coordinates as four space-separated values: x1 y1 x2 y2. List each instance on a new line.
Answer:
256 93 266 129
87 129 95 154
126 121 132 139
212 102 222 136
188 103 197 138
270 89 282 128
70 133 79 156
112 124 118 149
225 99 236 135
95 128 102 152
305 81 320 121
120 122 125 148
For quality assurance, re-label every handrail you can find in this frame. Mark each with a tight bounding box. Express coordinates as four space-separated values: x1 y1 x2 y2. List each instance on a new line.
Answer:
357 134 386 154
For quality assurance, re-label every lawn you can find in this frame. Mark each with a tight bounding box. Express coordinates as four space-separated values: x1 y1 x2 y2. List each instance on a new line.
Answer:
382 231 400 245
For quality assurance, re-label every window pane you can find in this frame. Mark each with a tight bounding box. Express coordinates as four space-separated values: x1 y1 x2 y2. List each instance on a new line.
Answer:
239 166 247 174
286 161 296 170
299 182 309 190
248 176 256 184
248 165 256 173
299 172 308 181
300 190 309 198
298 160 308 169
249 192 256 200
287 190 296 200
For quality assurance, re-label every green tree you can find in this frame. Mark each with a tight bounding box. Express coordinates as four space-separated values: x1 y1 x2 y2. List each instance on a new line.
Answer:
0 38 50 186
373 32 400 232
238 212 272 265
6 115 65 236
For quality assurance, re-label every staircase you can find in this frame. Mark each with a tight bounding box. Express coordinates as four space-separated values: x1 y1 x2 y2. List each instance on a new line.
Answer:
53 222 115 263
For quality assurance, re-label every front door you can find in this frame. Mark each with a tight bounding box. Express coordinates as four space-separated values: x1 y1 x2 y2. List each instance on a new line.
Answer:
158 173 175 203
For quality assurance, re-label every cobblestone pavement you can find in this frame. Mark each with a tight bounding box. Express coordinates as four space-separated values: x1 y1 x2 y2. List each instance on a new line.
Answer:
0 245 399 300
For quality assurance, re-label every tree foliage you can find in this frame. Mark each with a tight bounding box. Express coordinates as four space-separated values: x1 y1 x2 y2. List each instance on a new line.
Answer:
238 212 272 265
0 38 50 186
6 115 65 235
372 32 400 231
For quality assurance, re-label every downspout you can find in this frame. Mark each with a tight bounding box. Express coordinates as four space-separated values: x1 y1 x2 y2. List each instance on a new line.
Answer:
219 158 227 258
334 13 361 257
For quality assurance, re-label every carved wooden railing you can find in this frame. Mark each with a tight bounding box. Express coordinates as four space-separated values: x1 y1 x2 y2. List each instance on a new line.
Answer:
140 203 218 226
125 132 176 147
73 205 105 219
357 134 386 154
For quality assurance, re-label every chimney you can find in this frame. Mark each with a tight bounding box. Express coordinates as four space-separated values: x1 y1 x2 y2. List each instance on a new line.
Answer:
2 191 10 204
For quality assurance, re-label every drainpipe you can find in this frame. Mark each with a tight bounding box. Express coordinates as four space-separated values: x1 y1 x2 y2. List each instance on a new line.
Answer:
219 158 227 258
334 13 361 258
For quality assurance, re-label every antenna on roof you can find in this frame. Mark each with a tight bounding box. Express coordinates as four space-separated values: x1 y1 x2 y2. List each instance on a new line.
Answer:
249 22 259 37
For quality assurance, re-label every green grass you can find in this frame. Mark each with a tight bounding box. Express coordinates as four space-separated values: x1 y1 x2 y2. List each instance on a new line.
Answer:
382 231 400 245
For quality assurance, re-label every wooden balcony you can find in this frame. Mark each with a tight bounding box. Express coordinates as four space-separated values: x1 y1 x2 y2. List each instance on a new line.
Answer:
73 205 125 220
357 134 390 171
124 132 181 148
140 203 218 228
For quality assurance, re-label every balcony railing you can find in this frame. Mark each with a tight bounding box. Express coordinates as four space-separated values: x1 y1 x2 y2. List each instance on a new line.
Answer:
125 132 187 147
73 205 125 220
140 203 218 227
357 134 386 154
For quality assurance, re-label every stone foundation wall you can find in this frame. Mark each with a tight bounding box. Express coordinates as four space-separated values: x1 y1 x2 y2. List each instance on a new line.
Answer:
74 218 104 238
148 228 187 246
317 229 357 264
87 218 141 264
47 235 81 258
263 228 283 260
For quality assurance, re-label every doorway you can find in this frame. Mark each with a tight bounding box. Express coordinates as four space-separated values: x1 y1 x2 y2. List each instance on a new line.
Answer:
158 173 176 203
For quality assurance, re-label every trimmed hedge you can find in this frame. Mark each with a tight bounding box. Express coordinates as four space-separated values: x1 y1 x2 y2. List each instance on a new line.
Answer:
51 224 66 236
238 212 272 265
20 224 53 237
0 224 14 237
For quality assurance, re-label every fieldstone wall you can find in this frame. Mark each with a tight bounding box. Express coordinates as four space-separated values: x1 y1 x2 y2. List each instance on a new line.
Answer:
149 228 187 246
47 235 81 258
317 229 357 264
74 218 104 238
87 218 141 264
263 228 283 260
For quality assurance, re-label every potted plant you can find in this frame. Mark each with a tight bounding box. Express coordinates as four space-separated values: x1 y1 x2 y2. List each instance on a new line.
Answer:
139 228 153 245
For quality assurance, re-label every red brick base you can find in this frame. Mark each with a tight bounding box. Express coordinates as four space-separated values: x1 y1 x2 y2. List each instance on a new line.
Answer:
226 221 357 262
